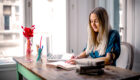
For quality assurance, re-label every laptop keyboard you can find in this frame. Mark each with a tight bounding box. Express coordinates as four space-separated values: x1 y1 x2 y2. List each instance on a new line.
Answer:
47 53 74 62
47 54 63 60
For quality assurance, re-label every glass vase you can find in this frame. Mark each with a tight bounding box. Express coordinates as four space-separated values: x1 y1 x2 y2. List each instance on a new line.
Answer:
25 37 32 62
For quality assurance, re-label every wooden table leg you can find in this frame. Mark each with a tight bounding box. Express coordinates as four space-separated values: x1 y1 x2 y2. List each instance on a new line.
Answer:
17 72 23 80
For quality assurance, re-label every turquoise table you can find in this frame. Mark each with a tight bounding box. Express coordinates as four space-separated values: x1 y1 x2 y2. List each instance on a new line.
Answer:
16 63 42 80
13 56 140 80
14 57 45 80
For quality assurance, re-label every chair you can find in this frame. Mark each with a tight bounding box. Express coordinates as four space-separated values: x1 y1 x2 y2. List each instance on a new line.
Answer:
116 42 134 70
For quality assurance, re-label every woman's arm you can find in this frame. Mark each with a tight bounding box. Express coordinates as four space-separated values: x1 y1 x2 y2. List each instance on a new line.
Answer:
95 52 115 65
77 51 87 58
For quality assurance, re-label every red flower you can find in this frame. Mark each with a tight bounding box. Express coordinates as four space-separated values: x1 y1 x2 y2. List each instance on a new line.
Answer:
21 25 35 38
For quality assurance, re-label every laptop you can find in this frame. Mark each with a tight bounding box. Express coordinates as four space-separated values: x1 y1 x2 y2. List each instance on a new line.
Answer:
47 53 74 62
46 36 74 62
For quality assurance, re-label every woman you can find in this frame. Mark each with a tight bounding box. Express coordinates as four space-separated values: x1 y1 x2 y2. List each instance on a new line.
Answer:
67 7 120 66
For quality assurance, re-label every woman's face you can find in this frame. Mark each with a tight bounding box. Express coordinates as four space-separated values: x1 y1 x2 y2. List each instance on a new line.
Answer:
90 13 100 32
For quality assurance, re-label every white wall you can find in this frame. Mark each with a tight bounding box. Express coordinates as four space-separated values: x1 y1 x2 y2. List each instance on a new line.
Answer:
133 0 140 72
127 0 140 72
132 0 140 72
67 0 95 55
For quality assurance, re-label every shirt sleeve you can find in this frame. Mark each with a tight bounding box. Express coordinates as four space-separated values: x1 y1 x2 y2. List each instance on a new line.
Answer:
105 30 121 60
82 44 91 56
83 47 86 52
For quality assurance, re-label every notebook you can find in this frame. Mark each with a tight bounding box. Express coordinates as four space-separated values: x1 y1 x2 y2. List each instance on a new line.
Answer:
47 53 74 62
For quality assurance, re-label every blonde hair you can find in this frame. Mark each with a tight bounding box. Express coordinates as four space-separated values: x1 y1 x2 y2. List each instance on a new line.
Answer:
86 7 111 56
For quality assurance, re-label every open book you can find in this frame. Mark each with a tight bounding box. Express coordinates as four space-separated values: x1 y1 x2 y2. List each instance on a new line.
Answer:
46 58 105 71
46 61 76 70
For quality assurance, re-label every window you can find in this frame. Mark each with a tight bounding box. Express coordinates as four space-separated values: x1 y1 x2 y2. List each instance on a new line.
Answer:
3 5 11 16
4 15 10 30
119 0 127 42
32 0 66 55
15 6 19 13
3 5 11 30
0 0 24 59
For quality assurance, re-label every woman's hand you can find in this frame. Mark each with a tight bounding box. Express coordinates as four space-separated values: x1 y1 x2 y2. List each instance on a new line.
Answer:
66 51 86 64
66 59 76 64
65 56 78 65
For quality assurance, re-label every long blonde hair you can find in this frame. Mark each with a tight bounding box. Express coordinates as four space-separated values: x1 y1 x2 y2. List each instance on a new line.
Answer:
86 7 111 56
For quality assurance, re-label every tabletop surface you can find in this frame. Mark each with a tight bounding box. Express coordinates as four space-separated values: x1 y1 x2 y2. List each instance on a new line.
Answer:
13 56 140 80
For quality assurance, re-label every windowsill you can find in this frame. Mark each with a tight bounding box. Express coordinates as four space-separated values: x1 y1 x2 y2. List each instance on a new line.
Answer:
0 64 16 71
0 57 16 65
0 57 16 71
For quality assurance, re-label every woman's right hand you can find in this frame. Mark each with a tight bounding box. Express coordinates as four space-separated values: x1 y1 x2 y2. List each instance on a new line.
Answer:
65 56 78 65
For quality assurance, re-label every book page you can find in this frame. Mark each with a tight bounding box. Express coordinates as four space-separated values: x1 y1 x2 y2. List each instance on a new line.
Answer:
46 61 76 70
61 53 74 60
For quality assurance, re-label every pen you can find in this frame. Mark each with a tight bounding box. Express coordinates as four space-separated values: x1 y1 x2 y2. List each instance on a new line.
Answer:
40 36 42 48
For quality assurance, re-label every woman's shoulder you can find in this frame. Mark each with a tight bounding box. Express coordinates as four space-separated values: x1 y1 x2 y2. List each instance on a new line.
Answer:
109 29 120 38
